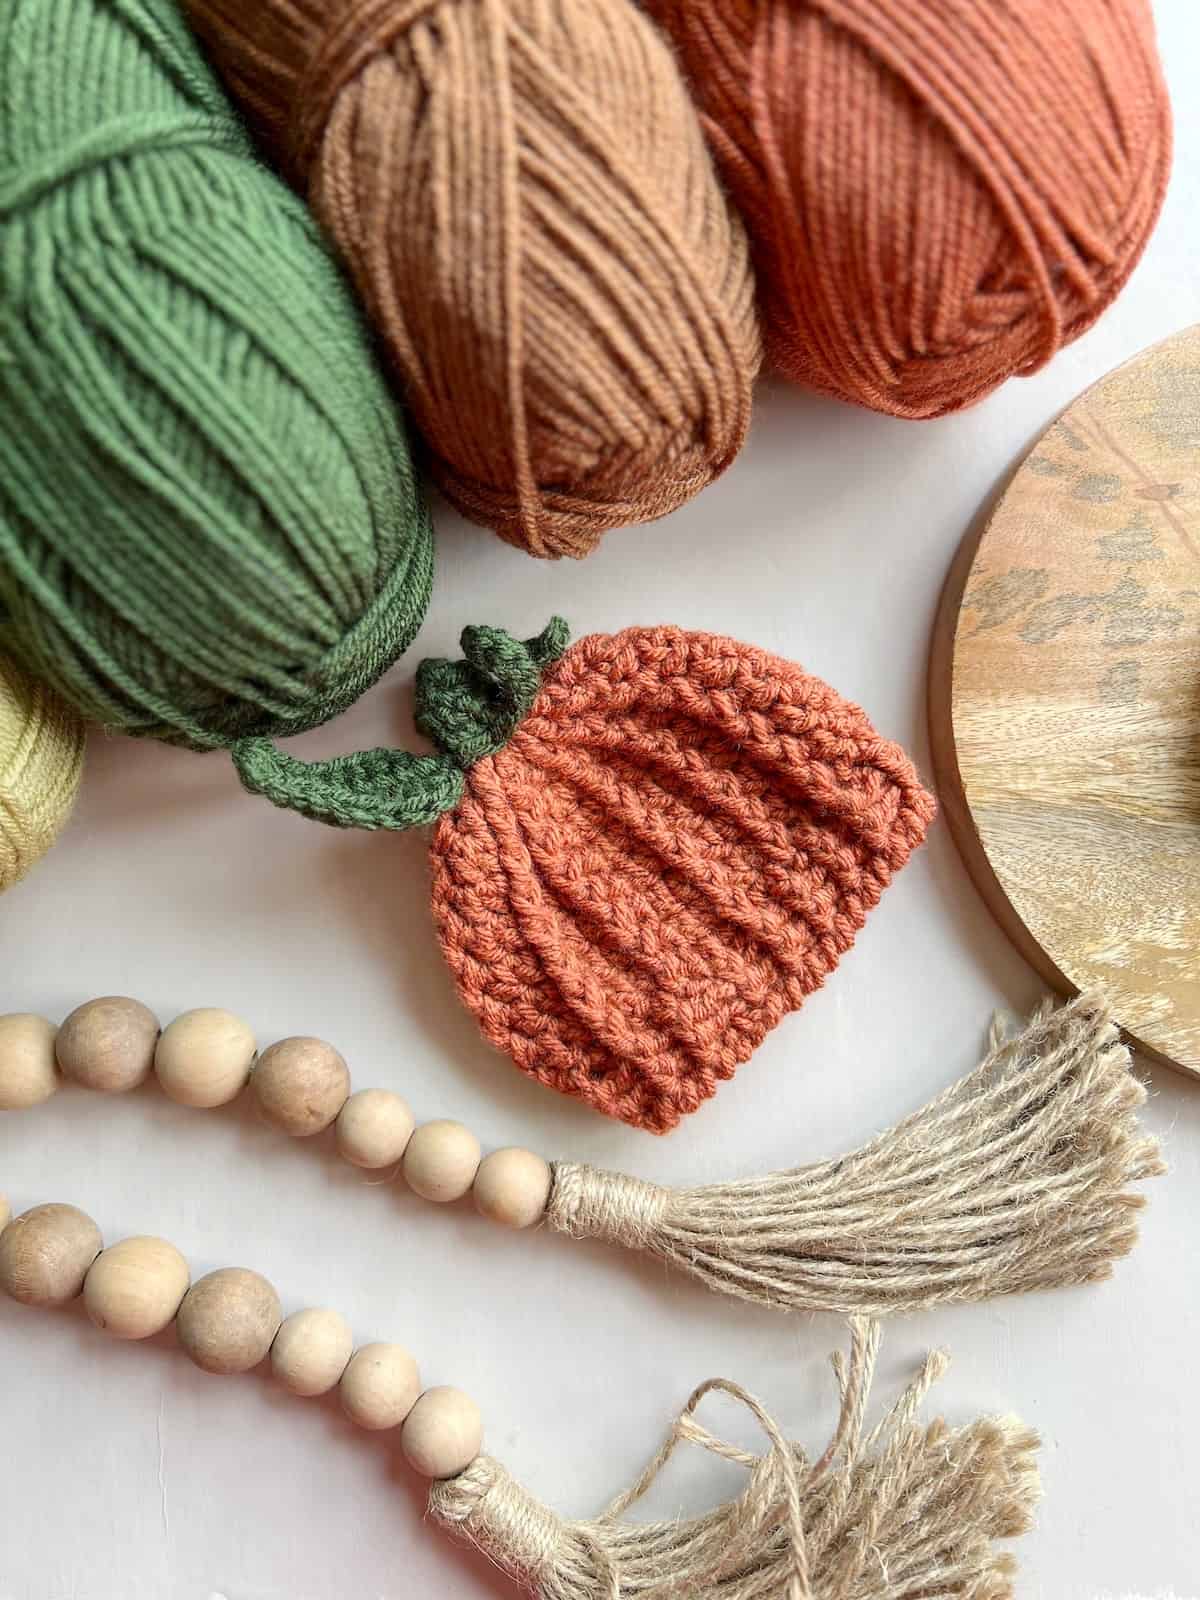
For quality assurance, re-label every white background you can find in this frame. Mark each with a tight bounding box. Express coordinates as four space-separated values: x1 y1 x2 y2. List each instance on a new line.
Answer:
2 6 1199 1596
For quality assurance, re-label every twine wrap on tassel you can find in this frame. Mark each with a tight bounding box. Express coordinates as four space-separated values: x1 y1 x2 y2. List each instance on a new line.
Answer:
546 995 1164 1314
430 1318 1041 1599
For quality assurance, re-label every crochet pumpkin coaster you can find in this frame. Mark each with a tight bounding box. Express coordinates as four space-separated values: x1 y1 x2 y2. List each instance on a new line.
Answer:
237 621 935 1131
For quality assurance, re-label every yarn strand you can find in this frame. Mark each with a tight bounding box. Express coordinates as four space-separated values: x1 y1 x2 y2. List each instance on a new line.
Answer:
429 1317 1041 1599
546 995 1165 1314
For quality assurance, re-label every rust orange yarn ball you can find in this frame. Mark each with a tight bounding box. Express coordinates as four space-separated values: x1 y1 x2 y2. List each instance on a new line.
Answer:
647 0 1172 419
428 626 935 1132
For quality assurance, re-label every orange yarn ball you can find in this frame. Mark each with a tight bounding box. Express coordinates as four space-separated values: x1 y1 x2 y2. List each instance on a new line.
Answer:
182 0 761 559
647 0 1172 418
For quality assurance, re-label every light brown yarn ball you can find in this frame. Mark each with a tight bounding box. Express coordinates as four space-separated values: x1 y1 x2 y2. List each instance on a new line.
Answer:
180 0 761 558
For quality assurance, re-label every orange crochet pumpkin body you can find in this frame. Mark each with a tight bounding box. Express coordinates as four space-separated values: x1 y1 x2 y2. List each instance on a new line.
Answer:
430 627 935 1132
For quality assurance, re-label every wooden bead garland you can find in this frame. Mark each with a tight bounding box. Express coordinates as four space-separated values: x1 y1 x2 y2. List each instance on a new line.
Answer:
0 995 1165 1320
0 1190 1043 1594
0 999 554 1230
0 1195 478 1483
0 983 1169 1586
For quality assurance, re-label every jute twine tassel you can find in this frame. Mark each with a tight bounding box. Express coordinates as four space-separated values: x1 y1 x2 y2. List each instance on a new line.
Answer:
430 1317 1041 1599
546 995 1165 1315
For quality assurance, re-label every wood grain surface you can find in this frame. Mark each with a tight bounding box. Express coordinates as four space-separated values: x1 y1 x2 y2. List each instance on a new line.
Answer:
930 325 1200 1077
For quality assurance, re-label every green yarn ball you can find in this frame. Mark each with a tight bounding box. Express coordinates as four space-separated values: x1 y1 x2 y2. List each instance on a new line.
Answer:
0 0 432 753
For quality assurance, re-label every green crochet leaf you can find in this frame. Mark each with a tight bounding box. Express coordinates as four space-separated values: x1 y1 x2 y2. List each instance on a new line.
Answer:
414 617 570 768
230 618 570 829
231 740 464 830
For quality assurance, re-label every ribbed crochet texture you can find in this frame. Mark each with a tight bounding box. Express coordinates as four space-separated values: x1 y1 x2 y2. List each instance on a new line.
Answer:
234 619 933 1128
647 0 1171 417
0 655 84 892
180 0 761 558
0 0 432 752
429 625 936 1131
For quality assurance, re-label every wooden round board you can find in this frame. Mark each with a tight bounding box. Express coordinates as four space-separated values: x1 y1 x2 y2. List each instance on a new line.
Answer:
930 325 1200 1078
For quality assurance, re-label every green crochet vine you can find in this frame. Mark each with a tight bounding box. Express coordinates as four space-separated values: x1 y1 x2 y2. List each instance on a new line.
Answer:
232 619 570 829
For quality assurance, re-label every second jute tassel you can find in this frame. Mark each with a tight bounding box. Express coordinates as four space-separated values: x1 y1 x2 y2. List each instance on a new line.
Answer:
430 1317 1041 1599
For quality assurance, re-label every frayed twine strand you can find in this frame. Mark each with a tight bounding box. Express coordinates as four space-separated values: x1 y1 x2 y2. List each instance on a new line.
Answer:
431 1317 1041 1599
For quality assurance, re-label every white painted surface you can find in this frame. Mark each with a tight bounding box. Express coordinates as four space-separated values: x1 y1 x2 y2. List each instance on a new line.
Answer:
2 5 1199 1594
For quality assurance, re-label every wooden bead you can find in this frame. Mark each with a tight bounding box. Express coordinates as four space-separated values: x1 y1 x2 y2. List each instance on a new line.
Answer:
0 1013 59 1110
400 1387 484 1479
271 1308 354 1397
402 1120 481 1203
473 1148 552 1229
84 1236 189 1340
176 1267 281 1374
252 1036 350 1137
155 1009 256 1108
0 1203 102 1306
336 1088 415 1169
339 1342 421 1431
56 997 160 1094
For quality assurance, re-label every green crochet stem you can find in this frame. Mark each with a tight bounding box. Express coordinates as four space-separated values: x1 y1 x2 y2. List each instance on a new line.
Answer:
231 619 570 829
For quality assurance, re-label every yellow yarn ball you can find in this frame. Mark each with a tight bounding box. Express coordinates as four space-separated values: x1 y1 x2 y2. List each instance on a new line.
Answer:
0 656 85 892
